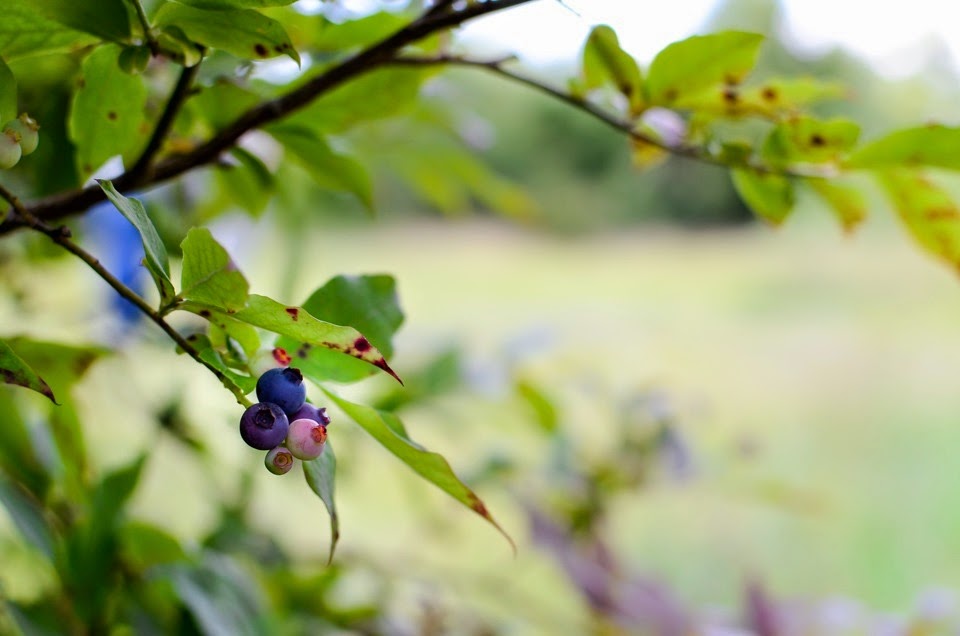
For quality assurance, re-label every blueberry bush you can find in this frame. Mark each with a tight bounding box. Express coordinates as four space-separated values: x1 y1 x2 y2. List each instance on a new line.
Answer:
0 0 959 633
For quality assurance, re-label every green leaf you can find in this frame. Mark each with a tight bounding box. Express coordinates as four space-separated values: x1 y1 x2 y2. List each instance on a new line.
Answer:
731 169 794 225
268 125 373 211
156 24 203 67
0 338 56 403
217 147 274 217
309 12 409 52
155 4 299 63
878 170 960 270
275 275 403 384
32 0 132 43
0 3 97 60
0 56 16 123
175 0 296 8
290 68 429 134
762 116 860 165
166 554 264 636
324 390 513 550
187 334 257 395
303 444 338 564
192 81 260 131
120 522 187 571
179 227 249 311
232 294 402 384
515 377 559 434
808 179 867 232
3 338 105 401
0 390 49 497
0 475 54 560
69 44 148 179
846 125 960 171
647 31 764 105
98 180 176 304
581 25 644 113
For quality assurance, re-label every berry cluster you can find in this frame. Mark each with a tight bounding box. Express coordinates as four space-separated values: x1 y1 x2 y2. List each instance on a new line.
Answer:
239 367 331 475
0 114 39 170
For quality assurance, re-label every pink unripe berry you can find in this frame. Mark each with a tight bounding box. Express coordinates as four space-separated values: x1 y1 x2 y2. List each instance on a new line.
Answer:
285 418 327 460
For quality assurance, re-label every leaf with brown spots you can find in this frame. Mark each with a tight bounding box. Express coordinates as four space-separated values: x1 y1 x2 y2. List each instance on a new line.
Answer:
68 44 147 179
647 31 763 106
324 389 514 552
234 295 402 384
878 169 960 270
154 4 299 64
847 125 960 171
807 178 867 232
303 443 339 564
0 339 57 403
180 228 250 312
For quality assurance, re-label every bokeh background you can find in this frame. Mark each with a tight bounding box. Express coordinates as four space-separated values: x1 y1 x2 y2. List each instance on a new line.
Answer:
5 0 960 633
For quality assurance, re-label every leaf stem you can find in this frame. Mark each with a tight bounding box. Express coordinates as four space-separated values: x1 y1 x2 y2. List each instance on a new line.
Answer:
386 55 838 179
0 183 253 407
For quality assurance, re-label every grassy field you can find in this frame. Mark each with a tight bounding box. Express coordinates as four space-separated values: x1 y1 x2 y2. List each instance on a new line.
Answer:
7 203 960 628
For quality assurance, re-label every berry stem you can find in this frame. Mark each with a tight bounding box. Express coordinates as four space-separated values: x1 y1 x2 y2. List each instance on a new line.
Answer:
0 182 253 408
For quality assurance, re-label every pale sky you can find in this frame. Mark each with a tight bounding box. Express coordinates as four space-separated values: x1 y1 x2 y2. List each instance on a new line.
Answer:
458 0 960 79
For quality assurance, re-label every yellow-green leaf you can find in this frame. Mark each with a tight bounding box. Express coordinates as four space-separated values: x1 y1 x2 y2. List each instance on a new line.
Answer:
731 169 794 225
879 169 960 270
808 179 867 232
0 56 16 123
581 25 644 113
0 338 57 403
647 31 764 105
847 125 960 171
762 116 860 166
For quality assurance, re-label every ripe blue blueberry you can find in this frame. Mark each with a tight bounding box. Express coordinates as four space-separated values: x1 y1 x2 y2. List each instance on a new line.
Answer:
286 418 327 460
239 402 289 450
256 367 306 416
264 446 295 475
290 403 331 427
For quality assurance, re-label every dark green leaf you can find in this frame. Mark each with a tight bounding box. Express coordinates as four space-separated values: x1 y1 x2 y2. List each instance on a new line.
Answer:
179 227 250 311
192 81 260 131
121 521 188 571
187 334 257 394
879 169 960 270
303 443 338 564
731 169 794 225
0 475 54 560
156 24 203 67
846 125 960 171
324 390 514 551
309 12 409 52
0 3 96 60
69 44 148 179
234 294 402 384
0 338 56 403
581 25 643 113
808 179 867 232
99 180 176 304
0 390 50 497
0 56 16 123
155 4 299 63
32 0 132 42
166 553 265 636
269 125 373 211
647 31 764 105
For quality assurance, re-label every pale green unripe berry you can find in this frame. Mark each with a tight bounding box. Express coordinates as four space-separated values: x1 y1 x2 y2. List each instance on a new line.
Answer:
0 129 22 169
118 45 151 75
3 115 39 156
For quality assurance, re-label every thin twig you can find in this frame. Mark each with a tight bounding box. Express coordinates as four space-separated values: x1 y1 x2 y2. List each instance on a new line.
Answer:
0 0 537 234
0 183 253 407
130 0 158 54
386 55 838 179
128 63 201 181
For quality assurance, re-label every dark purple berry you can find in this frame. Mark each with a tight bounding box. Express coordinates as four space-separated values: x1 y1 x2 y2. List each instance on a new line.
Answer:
290 403 331 426
265 446 294 475
256 367 306 416
286 418 327 460
239 402 289 450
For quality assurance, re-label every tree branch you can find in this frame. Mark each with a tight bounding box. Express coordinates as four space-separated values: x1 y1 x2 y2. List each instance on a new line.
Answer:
0 183 253 407
386 55 838 179
0 0 537 234
127 63 201 182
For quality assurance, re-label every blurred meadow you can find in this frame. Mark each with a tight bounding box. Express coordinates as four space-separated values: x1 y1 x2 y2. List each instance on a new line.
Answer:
5 0 960 633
